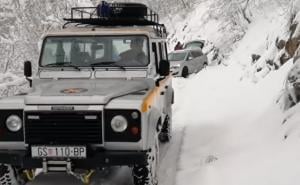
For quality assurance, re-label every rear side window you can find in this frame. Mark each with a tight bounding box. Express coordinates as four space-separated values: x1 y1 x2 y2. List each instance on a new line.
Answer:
191 51 203 58
152 42 159 72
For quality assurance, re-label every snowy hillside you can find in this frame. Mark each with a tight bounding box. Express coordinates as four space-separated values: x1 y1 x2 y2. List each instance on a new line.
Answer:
0 0 94 73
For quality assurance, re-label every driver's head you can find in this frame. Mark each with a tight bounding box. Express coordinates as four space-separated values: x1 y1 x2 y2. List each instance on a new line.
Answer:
130 38 144 51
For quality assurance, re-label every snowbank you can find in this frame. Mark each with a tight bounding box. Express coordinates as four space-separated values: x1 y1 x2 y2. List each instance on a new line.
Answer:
0 73 27 97
174 61 296 185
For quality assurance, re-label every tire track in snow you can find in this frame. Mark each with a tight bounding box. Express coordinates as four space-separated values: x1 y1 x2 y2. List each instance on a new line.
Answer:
158 126 186 185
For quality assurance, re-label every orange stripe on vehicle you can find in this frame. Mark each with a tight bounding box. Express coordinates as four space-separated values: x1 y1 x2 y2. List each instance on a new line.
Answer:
141 75 171 112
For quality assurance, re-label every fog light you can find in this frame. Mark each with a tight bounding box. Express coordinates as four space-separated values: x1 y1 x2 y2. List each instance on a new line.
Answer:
111 115 128 133
6 115 22 132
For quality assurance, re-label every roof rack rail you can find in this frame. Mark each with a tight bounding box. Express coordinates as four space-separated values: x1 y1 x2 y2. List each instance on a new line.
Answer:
63 3 167 37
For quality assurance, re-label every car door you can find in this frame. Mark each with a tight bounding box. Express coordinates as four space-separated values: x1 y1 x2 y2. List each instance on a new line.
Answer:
184 52 193 73
190 51 200 71
193 50 206 70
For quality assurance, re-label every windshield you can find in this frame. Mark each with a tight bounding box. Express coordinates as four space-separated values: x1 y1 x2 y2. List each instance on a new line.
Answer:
168 52 187 61
40 36 149 68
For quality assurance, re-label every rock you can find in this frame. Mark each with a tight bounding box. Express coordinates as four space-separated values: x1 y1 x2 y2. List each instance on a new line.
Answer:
290 23 298 37
256 67 262 72
251 54 261 64
285 37 300 57
276 39 286 50
205 155 218 164
280 53 290 65
294 45 300 62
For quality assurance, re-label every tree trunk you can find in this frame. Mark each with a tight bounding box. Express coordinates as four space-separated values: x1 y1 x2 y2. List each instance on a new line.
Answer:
179 0 187 9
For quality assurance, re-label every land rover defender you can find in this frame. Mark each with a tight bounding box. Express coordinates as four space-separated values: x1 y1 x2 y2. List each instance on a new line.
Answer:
0 3 173 185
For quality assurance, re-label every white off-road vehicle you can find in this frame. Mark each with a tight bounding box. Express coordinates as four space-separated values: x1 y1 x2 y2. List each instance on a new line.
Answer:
0 3 173 185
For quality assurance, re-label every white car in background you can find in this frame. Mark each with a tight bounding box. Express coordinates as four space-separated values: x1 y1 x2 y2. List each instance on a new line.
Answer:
169 49 208 78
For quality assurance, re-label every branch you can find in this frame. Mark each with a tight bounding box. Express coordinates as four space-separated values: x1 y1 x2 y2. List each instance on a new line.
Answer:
242 0 251 24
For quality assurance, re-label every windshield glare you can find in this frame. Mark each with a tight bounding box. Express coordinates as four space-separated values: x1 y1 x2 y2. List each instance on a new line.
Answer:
40 36 149 67
168 52 187 61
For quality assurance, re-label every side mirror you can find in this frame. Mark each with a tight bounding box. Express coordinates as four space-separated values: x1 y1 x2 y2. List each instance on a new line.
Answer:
24 61 32 77
187 56 193 61
24 61 32 87
158 60 170 76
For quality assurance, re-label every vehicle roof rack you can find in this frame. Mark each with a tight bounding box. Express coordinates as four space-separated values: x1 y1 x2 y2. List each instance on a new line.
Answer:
63 3 167 37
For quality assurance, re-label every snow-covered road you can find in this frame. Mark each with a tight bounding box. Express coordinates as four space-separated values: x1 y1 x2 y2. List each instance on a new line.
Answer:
174 64 300 185
29 63 300 185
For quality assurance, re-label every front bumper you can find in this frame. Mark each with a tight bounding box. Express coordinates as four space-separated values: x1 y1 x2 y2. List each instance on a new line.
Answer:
0 149 147 169
170 67 180 76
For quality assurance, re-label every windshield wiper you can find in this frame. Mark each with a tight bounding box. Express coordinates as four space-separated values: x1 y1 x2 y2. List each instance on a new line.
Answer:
43 63 81 71
91 61 126 71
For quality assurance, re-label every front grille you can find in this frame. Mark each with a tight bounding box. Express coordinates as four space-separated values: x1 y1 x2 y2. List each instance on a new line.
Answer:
25 112 102 145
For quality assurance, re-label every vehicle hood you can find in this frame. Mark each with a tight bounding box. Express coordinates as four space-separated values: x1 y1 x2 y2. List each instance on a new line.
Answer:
25 79 152 105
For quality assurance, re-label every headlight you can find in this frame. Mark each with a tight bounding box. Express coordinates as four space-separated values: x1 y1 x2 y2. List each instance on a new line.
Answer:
111 115 128 133
6 115 22 132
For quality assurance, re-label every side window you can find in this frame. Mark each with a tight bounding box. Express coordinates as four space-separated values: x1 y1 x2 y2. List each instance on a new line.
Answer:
187 52 193 61
161 42 167 60
191 51 202 58
158 42 163 61
198 51 203 56
152 42 159 72
164 42 168 61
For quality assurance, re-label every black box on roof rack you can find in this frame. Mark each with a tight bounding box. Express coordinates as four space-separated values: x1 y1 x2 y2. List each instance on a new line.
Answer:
111 3 147 18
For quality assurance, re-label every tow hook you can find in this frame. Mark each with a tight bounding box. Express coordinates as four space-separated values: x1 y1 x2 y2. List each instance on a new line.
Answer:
82 170 95 185
23 169 36 181
67 169 95 185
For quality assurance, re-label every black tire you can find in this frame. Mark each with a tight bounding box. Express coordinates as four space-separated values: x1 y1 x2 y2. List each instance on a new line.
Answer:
182 67 189 78
0 165 27 185
132 137 159 185
159 115 172 143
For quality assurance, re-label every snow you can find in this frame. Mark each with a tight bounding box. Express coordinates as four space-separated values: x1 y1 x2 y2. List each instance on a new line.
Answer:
0 73 27 97
174 60 298 185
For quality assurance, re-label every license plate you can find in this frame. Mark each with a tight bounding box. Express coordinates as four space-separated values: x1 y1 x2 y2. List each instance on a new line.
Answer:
31 146 86 158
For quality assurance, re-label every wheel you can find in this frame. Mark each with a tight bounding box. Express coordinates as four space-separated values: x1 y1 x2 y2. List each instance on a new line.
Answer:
159 115 172 143
132 136 159 185
182 67 189 78
0 165 28 185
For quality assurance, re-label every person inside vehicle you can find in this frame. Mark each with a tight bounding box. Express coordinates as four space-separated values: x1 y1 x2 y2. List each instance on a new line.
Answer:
97 1 111 17
174 41 183 50
118 38 147 66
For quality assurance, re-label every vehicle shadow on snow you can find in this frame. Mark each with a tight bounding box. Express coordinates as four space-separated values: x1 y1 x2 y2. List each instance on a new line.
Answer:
28 167 133 185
